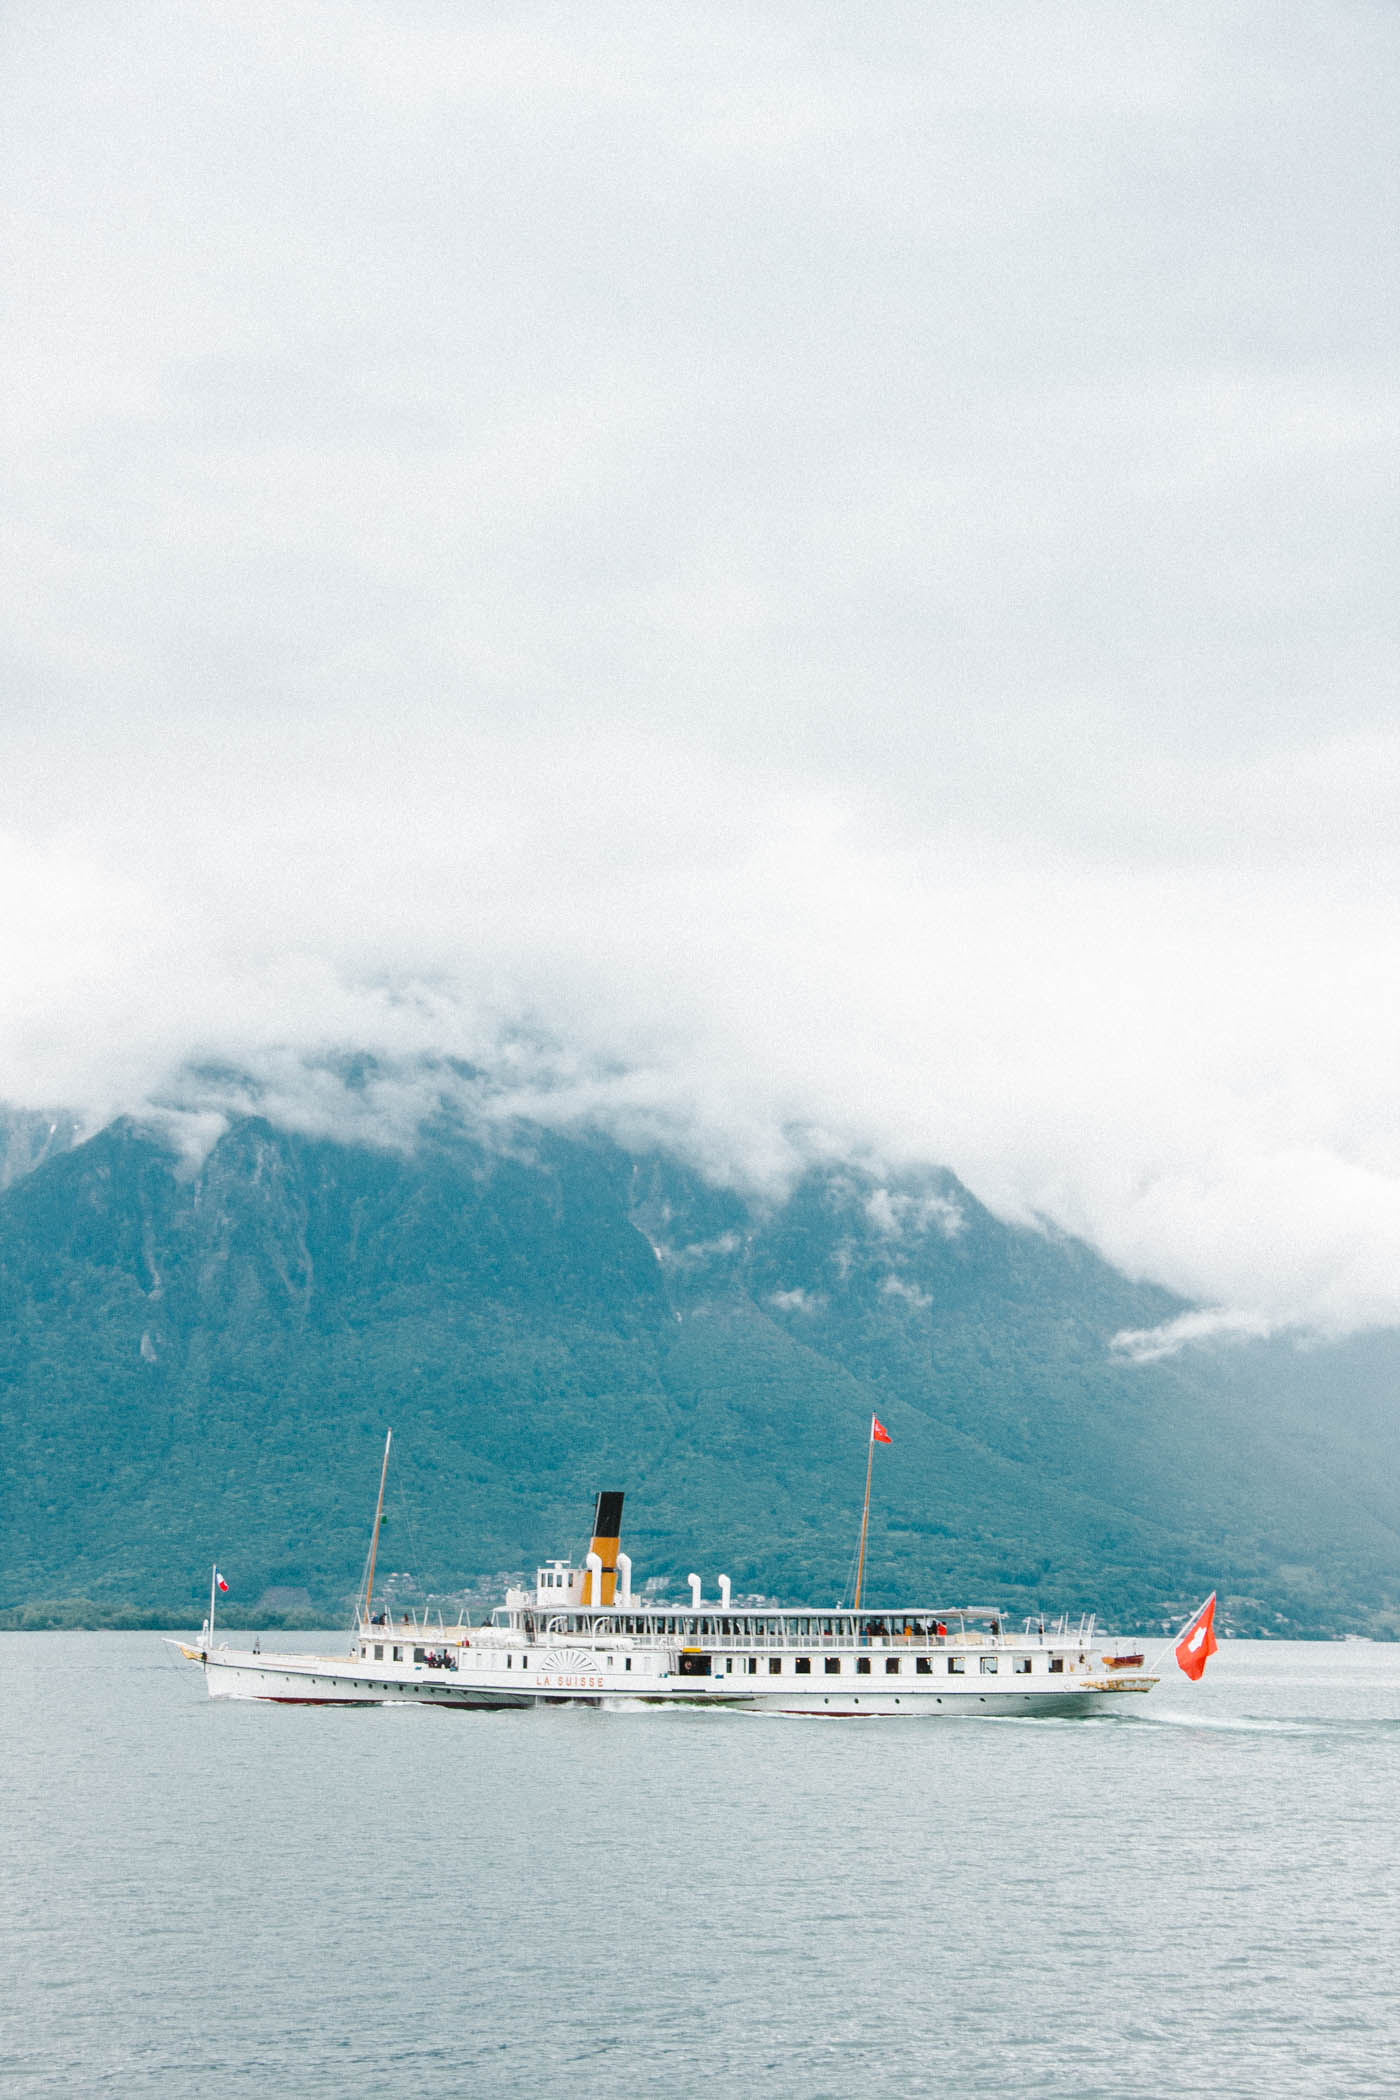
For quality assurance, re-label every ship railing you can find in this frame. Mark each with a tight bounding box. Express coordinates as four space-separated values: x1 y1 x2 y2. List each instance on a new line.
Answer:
358 1607 453 1639
508 1616 1057 1654
578 1625 992 1653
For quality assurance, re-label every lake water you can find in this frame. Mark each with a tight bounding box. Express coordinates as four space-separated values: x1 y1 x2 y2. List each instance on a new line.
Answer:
3 1633 1399 2097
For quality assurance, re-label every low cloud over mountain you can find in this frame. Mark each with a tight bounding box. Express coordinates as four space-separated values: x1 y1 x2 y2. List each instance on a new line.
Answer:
3 4 1399 1341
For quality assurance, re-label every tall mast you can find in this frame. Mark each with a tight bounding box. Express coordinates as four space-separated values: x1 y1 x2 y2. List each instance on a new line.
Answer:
852 1424 876 1613
363 1429 392 1627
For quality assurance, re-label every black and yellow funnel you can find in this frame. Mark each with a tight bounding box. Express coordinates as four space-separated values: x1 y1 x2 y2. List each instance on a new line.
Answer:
582 1490 624 1606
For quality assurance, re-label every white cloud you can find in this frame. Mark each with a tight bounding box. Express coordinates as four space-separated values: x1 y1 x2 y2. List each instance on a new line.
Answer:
1112 1309 1274 1364
880 1276 933 1312
1 2 1399 1341
650 1233 745 1269
770 1289 821 1315
865 1188 964 1240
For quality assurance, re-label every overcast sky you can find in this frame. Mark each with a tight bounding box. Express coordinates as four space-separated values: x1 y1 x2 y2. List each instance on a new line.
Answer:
3 2 1399 1343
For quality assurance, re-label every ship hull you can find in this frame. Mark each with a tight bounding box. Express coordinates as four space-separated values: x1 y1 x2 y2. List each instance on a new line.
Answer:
177 1645 1155 1715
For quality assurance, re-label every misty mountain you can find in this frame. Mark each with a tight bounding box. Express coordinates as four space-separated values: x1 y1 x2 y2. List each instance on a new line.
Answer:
2 1110 1398 1634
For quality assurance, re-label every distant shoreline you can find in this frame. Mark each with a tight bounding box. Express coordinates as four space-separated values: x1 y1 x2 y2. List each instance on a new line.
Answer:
0 1607 1390 1641
0 1602 333 1633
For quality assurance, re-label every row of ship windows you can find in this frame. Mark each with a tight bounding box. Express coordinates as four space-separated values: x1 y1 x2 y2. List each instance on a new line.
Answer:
531 1616 959 1639
511 1652 1067 1675
363 1650 1072 1676
363 1645 1074 1676
691 1655 1064 1676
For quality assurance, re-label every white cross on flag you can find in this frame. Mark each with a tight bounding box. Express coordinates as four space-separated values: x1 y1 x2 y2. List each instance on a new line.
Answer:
1175 1593 1218 1680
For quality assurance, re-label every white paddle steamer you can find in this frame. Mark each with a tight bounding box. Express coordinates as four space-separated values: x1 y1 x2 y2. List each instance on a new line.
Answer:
174 1455 1158 1715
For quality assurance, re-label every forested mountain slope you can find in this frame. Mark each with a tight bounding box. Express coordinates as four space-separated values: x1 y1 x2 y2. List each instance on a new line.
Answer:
2 1113 1398 1633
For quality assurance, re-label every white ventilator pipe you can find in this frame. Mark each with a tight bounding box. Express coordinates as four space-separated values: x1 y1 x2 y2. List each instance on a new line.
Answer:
585 1551 604 1609
688 1573 702 1608
718 1575 731 1608
616 1552 633 1606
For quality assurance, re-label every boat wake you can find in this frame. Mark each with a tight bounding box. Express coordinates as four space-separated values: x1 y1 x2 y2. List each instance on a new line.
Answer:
1111 1708 1324 1735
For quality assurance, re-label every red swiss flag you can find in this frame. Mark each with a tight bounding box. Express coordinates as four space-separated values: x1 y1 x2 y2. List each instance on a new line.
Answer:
1175 1593 1218 1680
871 1415 892 1444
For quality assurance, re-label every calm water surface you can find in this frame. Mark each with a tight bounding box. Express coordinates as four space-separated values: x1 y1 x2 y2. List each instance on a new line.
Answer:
3 1633 1399 2097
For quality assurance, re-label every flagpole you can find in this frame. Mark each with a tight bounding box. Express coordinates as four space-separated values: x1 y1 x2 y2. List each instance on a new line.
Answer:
363 1428 393 1630
208 1562 218 1658
852 1424 876 1614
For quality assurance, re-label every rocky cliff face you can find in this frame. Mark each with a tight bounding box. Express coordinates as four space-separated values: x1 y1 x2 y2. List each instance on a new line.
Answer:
0 1110 78 1191
2 1109 1398 1632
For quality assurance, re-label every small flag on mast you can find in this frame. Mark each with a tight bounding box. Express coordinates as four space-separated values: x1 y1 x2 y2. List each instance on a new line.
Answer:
1175 1593 1218 1680
871 1415 892 1444
215 1570 229 1593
